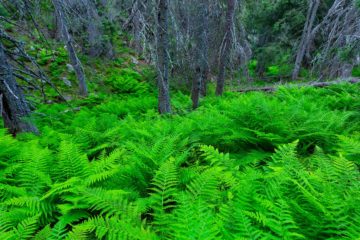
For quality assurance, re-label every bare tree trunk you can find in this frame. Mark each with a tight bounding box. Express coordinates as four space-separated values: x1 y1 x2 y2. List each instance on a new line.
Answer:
0 43 38 135
191 0 209 108
85 0 103 57
132 0 146 54
341 63 353 78
292 0 320 80
52 0 88 97
201 2 210 97
156 0 171 114
54 10 63 40
216 0 236 96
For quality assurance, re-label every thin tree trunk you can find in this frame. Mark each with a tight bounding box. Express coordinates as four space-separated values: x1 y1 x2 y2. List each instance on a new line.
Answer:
191 0 209 108
216 0 236 96
0 43 38 135
156 0 171 114
133 0 144 54
292 0 320 80
52 0 88 97
54 10 63 40
86 0 102 57
201 2 210 97
255 34 268 78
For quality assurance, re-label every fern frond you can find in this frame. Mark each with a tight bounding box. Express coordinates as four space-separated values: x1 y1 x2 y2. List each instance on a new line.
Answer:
80 187 133 218
84 149 124 186
200 145 230 167
149 158 179 236
187 167 222 202
56 141 90 181
345 210 360 239
337 135 360 163
42 177 80 200
150 158 179 198
0 184 27 201
34 225 52 240
0 209 30 232
11 215 39 240
50 220 68 240
170 193 220 240
69 216 158 240
332 155 357 184
265 200 305 239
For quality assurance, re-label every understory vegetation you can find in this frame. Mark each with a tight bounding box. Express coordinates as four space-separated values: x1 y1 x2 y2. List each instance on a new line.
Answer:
1 0 360 239
1 65 360 239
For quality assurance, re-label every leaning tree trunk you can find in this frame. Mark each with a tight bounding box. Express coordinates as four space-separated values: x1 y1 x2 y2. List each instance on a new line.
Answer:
0 43 38 135
52 0 88 97
156 0 171 114
292 0 320 80
191 0 209 109
216 0 236 96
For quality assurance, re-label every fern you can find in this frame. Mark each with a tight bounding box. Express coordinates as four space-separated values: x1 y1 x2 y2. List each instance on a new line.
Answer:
170 193 220 240
56 141 90 181
34 225 52 240
186 167 222 202
11 215 39 240
149 158 179 236
264 200 305 239
79 187 133 218
84 149 124 186
1 84 360 238
68 216 158 240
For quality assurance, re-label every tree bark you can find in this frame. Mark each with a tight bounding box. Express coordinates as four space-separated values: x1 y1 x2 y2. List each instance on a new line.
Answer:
156 0 171 114
292 0 320 80
52 0 88 97
54 10 63 40
85 0 103 57
0 43 38 135
133 0 145 54
216 0 236 96
191 0 209 109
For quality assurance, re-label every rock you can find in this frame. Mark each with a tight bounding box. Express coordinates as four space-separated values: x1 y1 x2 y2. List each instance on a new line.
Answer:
131 56 139 65
63 95 73 101
66 63 74 73
62 77 72 87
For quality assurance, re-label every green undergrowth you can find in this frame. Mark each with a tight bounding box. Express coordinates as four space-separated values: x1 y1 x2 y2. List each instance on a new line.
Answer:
1 70 360 239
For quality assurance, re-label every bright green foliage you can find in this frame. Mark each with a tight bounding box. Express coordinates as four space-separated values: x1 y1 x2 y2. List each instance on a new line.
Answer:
105 68 150 94
353 66 360 77
1 81 360 239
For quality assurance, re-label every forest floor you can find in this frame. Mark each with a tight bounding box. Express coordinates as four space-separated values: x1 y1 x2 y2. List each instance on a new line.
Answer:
1 45 360 239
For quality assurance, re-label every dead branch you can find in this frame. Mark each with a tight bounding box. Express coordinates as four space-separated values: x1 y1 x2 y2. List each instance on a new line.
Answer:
237 78 360 93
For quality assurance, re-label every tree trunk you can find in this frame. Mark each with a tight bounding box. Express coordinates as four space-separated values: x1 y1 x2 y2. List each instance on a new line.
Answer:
0 43 38 135
292 0 320 80
156 0 171 114
216 0 236 96
133 0 144 54
52 0 88 97
54 10 63 40
86 0 103 57
191 0 209 108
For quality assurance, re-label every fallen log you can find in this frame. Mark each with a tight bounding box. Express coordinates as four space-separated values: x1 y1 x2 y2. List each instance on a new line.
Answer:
238 78 360 93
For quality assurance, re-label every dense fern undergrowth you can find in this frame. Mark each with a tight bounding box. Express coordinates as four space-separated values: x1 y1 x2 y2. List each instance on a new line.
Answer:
1 58 360 239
